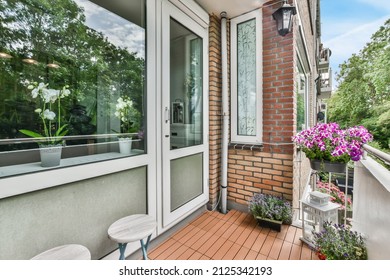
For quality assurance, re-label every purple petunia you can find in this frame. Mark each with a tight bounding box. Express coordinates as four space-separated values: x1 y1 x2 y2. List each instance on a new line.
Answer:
292 123 373 162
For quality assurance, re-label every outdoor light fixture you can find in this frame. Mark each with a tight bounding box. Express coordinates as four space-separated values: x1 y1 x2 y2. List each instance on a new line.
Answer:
0 51 13 59
300 192 340 247
272 0 296 36
22 52 38 64
22 57 38 64
47 62 60 69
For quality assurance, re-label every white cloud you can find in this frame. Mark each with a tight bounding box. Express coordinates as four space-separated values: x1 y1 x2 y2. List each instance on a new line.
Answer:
76 0 145 58
358 0 390 13
325 16 388 58
323 15 389 87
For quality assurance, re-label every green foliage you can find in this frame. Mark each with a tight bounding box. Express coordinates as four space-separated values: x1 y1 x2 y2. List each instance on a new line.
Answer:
313 222 368 260
328 19 390 149
248 193 293 224
0 0 145 147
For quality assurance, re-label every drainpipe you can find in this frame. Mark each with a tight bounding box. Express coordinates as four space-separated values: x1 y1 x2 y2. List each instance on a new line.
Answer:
220 12 228 214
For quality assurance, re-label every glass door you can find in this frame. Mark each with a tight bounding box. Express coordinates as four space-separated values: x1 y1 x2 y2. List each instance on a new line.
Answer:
161 1 208 228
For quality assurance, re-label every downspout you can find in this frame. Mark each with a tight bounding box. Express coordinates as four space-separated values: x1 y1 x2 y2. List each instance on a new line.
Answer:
220 12 228 214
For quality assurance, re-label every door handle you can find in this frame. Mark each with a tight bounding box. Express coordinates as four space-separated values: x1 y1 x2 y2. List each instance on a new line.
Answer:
165 107 170 123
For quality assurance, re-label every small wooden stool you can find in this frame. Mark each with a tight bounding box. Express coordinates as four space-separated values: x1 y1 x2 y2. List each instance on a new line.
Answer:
31 244 91 260
108 214 156 260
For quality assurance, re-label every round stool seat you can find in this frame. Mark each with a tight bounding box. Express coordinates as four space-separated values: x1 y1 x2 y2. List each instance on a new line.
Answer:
108 214 156 260
108 214 156 244
31 244 91 260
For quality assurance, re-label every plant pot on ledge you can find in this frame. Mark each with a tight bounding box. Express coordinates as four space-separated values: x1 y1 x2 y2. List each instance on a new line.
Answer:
255 217 282 232
39 144 63 167
118 137 133 154
310 159 347 173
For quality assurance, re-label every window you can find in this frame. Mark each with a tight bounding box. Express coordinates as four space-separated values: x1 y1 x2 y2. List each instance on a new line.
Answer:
0 0 146 174
296 58 308 132
231 10 262 144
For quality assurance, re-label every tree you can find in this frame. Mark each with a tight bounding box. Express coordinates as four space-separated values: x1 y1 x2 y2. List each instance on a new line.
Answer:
0 0 145 147
328 19 390 149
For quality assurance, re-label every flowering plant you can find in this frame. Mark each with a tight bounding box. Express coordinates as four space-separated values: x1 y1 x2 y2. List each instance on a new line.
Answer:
248 193 292 224
292 123 373 163
313 222 367 260
19 82 70 145
114 97 138 135
317 181 352 210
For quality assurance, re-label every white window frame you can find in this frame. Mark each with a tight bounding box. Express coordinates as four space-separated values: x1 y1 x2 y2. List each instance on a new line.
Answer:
230 10 263 144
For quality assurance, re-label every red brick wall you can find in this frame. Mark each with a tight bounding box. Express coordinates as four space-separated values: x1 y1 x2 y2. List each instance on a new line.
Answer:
227 1 295 207
208 14 223 209
227 150 293 204
207 1 312 210
262 1 295 155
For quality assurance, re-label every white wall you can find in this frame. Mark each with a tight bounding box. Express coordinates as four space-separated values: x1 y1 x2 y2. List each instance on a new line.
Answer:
353 158 390 260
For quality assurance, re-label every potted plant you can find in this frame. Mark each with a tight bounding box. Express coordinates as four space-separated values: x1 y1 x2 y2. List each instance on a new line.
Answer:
114 96 139 154
292 122 373 172
317 181 353 224
248 193 292 232
313 221 368 260
19 82 71 167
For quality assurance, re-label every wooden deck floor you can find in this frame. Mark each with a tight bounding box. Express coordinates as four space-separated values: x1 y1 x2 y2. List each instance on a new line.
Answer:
149 209 319 260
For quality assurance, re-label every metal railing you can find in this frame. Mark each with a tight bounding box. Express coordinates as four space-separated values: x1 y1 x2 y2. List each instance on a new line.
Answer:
363 144 390 165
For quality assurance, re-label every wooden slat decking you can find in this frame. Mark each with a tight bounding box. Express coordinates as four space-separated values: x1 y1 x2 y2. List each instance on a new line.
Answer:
149 209 319 260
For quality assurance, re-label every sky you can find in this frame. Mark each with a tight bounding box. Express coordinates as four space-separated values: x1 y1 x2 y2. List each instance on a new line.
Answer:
77 0 145 58
320 0 390 89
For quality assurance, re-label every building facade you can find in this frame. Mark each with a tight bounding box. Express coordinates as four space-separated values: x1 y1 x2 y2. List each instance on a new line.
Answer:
0 0 325 259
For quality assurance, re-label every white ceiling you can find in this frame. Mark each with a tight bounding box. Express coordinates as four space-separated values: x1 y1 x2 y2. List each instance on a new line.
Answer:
195 0 267 18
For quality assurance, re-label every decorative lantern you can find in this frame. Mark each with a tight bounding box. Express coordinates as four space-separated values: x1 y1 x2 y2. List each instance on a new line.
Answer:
300 193 340 247
272 0 297 36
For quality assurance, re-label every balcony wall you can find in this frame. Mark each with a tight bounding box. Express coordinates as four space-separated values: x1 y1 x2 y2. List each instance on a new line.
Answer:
353 157 390 259
0 167 147 260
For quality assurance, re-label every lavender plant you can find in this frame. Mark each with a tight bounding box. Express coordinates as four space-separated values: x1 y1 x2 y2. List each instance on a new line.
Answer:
313 222 367 260
249 193 292 224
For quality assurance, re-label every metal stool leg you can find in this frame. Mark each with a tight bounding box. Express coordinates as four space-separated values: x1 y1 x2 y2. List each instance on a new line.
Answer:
118 243 127 260
140 234 152 260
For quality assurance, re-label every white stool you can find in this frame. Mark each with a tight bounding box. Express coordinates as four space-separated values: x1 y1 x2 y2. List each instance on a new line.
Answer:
108 214 156 260
31 244 91 260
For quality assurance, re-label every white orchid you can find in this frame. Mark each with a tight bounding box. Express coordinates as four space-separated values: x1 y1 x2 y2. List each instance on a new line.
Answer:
114 96 135 134
20 81 71 145
43 109 56 120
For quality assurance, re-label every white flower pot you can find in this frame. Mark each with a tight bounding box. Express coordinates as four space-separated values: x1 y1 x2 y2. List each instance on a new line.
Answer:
118 137 132 154
39 145 63 167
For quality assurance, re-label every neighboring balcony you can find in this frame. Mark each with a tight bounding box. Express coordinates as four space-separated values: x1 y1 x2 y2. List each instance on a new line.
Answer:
319 47 331 70
318 68 332 99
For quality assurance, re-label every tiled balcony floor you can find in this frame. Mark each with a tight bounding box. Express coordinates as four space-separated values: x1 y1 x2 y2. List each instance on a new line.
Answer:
149 209 319 260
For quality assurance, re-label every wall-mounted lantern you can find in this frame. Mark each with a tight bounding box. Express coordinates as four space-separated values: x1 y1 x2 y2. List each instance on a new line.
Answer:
272 0 297 36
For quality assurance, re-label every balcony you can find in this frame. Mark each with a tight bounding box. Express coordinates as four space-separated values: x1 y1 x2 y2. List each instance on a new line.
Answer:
318 68 332 99
147 209 318 260
146 144 390 261
319 47 331 70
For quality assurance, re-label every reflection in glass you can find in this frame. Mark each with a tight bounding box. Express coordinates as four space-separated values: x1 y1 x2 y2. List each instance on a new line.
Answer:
296 61 306 132
0 0 146 168
237 18 256 136
169 19 203 150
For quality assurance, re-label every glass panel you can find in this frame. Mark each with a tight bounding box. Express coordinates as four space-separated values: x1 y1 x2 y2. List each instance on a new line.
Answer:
0 0 146 171
170 19 203 150
170 153 203 211
296 61 307 132
237 18 256 136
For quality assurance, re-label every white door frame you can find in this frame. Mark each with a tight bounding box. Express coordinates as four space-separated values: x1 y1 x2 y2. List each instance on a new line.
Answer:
159 0 209 230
